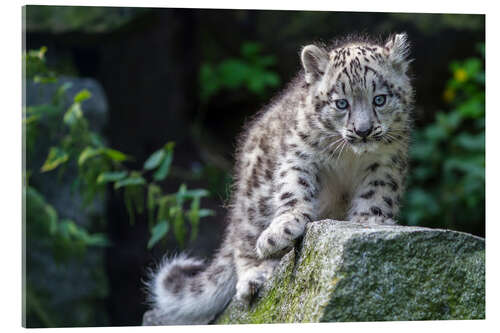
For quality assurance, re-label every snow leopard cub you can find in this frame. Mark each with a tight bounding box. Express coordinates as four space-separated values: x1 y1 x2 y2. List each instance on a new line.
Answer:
146 33 414 325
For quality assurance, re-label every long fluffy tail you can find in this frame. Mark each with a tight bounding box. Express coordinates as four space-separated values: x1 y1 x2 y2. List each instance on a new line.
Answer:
146 252 236 325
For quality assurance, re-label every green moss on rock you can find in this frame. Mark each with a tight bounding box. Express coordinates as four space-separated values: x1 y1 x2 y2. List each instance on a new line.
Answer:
216 220 484 324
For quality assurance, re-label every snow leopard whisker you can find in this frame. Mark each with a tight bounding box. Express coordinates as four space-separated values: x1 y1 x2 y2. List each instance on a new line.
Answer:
336 140 348 164
330 138 346 158
323 137 344 160
384 131 405 144
382 133 406 149
327 137 345 150
319 135 343 154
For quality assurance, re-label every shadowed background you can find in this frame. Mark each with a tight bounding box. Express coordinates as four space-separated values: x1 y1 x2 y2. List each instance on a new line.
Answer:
23 6 485 327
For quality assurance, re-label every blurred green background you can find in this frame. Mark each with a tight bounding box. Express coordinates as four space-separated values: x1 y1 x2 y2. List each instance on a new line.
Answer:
23 6 485 327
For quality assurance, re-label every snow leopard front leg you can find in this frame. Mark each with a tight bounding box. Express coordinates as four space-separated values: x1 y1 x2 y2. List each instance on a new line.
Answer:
348 158 406 225
256 150 321 259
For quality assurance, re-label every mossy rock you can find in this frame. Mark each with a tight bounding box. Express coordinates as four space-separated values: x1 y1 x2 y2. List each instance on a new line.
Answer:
216 220 484 324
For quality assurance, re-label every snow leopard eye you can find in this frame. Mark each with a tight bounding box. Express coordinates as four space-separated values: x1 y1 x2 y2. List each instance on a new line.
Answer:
373 95 387 107
335 99 349 110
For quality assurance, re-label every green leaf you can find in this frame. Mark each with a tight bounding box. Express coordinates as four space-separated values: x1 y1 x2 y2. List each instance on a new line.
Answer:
52 82 73 105
79 147 128 166
464 58 481 77
449 60 460 72
44 204 58 235
78 147 102 166
153 146 174 181
255 55 277 68
114 176 146 189
57 219 109 247
424 124 447 142
413 166 433 181
187 197 200 242
40 147 69 172
103 148 128 162
132 185 145 214
444 158 485 180
89 133 105 148
24 114 40 125
144 149 165 170
455 132 485 151
73 89 92 103
58 219 79 240
437 111 462 131
410 142 434 161
241 42 262 58
34 75 57 84
173 208 186 248
219 59 249 88
63 102 83 126
147 184 162 228
183 189 210 199
157 197 170 222
123 187 135 225
32 46 47 59
407 189 439 215
164 141 176 151
457 99 484 118
25 285 55 328
175 184 188 206
83 233 110 247
198 209 215 218
199 63 220 102
147 220 169 249
96 171 128 184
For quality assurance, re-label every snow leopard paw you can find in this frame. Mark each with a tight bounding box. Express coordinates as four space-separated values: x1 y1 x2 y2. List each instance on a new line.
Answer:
234 262 276 305
353 215 397 225
256 212 305 259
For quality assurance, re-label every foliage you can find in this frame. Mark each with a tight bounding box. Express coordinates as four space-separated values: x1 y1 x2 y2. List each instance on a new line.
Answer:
26 48 214 250
24 48 213 326
401 44 485 234
24 46 57 83
199 42 280 103
26 185 109 262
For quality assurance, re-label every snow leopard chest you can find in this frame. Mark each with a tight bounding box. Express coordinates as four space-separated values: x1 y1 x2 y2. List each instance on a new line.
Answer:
316 151 377 220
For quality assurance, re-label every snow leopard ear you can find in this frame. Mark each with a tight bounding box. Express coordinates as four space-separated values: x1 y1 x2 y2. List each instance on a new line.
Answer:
301 44 328 84
385 33 411 73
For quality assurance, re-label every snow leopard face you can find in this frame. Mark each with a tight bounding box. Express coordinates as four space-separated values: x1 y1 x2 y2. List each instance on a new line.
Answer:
301 34 414 154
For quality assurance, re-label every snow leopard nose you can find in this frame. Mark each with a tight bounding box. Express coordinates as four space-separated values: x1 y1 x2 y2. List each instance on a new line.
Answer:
354 125 373 138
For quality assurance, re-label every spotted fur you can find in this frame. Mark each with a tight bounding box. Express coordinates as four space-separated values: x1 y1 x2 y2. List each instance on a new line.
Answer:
146 33 414 325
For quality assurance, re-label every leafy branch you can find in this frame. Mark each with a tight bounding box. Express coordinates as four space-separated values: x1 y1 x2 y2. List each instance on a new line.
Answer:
25 47 214 251
199 41 280 103
402 43 485 231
